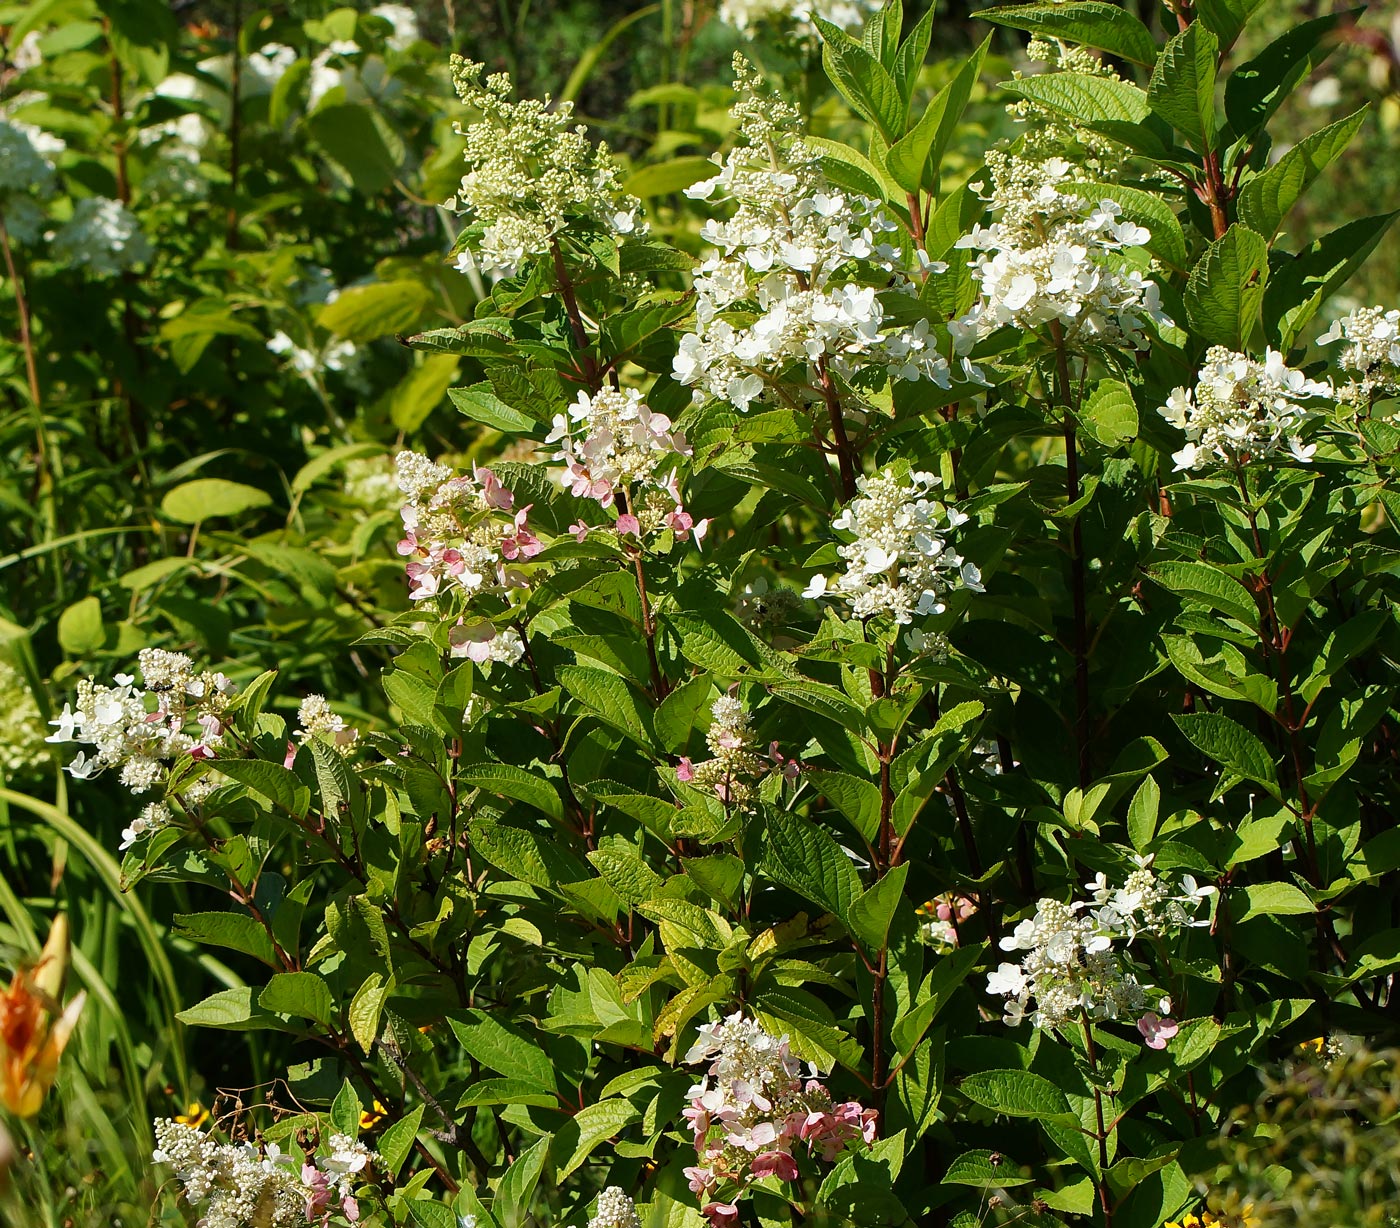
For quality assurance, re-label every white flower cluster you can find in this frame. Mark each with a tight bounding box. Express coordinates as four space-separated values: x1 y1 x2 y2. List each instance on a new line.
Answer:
718 0 880 36
46 649 237 814
295 695 359 755
1158 346 1333 472
547 387 705 545
448 56 641 278
267 330 358 382
152 1120 375 1228
804 469 981 624
673 59 952 414
0 659 52 781
1319 305 1400 408
953 153 1167 353
0 117 57 246
986 862 1214 1030
49 197 150 276
588 1188 641 1228
0 117 57 198
152 1120 305 1228
678 695 798 807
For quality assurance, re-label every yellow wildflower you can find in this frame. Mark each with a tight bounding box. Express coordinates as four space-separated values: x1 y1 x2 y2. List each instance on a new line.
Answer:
359 1098 388 1130
176 1101 210 1129
0 915 86 1117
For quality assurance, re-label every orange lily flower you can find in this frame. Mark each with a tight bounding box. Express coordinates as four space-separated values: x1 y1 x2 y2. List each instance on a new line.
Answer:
0 915 86 1118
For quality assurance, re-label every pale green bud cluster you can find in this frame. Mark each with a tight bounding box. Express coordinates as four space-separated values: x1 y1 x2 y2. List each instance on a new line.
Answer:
447 56 641 277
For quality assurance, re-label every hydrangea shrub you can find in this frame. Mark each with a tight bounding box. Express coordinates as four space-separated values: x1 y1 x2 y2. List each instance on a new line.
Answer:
44 3 1400 1227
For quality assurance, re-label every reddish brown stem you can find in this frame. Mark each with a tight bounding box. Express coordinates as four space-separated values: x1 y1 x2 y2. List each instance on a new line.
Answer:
818 358 857 501
1050 329 1091 790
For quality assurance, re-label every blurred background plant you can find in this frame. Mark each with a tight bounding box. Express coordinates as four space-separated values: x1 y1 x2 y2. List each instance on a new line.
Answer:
1199 1038 1400 1227
2 1 1399 1225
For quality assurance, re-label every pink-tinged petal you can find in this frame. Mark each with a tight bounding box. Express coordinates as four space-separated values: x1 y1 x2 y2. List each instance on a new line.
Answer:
1136 1011 1179 1049
702 1203 739 1228
284 741 298 769
751 1151 800 1182
568 521 590 542
684 1166 714 1195
677 757 694 782
616 513 640 536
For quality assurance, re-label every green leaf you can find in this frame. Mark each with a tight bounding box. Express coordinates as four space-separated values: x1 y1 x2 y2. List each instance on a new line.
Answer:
1148 561 1260 626
259 971 334 1024
1238 881 1315 918
349 973 389 1053
653 674 714 755
1194 0 1268 49
943 1149 1035 1188
588 846 663 907
493 1135 550 1219
57 596 105 656
214 760 306 813
1237 108 1367 240
1127 775 1160 852
461 762 565 823
764 808 863 923
1264 212 1399 350
1225 10 1352 136
407 1203 456 1228
449 1009 559 1090
886 35 991 195
1002 72 1150 126
470 817 591 895
1224 814 1292 867
331 1079 362 1138
306 102 404 195
378 1105 424 1179
551 1098 640 1180
390 355 459 432
1185 225 1268 350
1172 712 1279 794
558 665 656 748
161 479 273 524
175 986 284 1031
319 280 436 342
805 135 895 203
598 294 693 365
1081 379 1138 449
847 863 909 955
979 3 1158 66
891 944 984 1053
862 0 902 68
1148 23 1219 149
815 770 883 844
173 912 277 965
959 1069 1071 1120
816 18 906 141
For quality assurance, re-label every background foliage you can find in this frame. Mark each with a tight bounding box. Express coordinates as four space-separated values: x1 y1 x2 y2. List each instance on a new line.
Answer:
3 2 1400 1227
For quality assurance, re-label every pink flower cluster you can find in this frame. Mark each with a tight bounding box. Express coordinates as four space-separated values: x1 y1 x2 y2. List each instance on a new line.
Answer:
393 451 543 605
682 1013 875 1227
549 387 708 547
